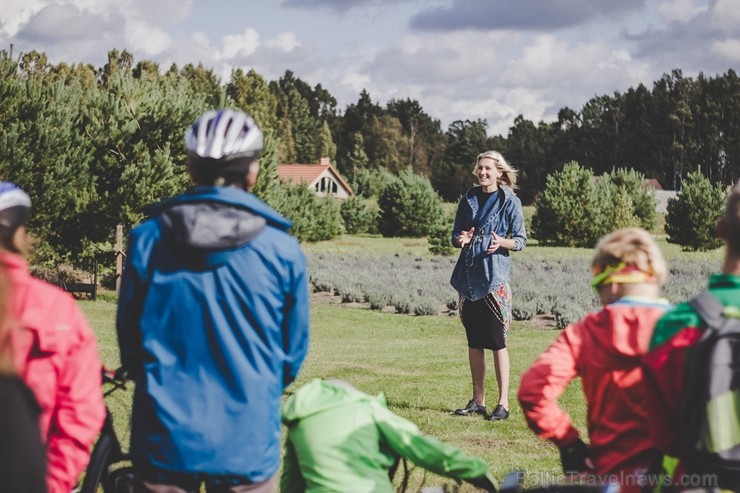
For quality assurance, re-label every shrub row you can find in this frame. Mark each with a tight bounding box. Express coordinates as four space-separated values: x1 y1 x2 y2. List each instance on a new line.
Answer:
307 251 719 328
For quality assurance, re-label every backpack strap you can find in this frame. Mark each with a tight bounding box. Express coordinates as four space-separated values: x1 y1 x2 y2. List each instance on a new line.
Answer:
688 290 737 334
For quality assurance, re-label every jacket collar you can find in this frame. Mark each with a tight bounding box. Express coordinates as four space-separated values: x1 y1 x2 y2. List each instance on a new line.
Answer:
148 186 292 231
0 251 27 274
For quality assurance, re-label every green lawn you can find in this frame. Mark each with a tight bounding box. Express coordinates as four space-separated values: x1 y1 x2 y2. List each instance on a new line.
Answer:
80 299 584 491
79 231 722 491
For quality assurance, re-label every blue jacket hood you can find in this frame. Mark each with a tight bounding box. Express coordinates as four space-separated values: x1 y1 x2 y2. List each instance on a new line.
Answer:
148 186 292 252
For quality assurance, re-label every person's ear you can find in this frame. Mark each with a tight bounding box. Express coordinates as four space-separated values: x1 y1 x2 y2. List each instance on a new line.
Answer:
716 217 727 240
187 163 199 185
245 162 260 191
11 226 29 257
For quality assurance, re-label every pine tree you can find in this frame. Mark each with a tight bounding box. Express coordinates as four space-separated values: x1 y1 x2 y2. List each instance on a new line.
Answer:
665 170 725 251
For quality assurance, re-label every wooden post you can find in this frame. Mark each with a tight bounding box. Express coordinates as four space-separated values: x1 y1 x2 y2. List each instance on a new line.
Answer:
116 224 123 295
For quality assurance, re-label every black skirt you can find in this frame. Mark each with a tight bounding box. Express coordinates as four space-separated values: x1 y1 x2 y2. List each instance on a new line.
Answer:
459 287 510 350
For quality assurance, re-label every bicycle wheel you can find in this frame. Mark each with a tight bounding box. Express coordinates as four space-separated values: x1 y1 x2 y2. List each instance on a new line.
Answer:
79 432 117 493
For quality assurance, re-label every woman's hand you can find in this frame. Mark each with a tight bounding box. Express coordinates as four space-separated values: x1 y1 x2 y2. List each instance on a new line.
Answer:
487 231 504 253
457 227 474 247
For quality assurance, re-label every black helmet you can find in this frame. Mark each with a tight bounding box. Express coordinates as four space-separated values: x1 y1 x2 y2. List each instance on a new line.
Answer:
185 109 263 184
0 181 31 239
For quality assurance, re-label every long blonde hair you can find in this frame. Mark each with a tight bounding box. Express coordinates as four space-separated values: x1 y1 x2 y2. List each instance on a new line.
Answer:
0 227 27 374
0 263 15 374
473 151 519 190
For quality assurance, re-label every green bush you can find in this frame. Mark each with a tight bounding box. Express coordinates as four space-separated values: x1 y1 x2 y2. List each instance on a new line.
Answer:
427 209 456 256
596 168 657 231
532 162 658 248
351 167 396 198
377 170 444 238
531 161 605 247
270 183 343 243
665 171 726 251
340 196 378 234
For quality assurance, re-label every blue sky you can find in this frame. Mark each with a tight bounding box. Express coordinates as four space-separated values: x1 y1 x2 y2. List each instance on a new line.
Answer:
2 0 738 136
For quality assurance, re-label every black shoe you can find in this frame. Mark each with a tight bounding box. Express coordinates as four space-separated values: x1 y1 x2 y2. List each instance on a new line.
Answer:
486 404 509 421
454 400 487 416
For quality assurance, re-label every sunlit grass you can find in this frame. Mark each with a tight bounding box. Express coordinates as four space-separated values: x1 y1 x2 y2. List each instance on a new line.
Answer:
80 300 582 491
78 229 724 491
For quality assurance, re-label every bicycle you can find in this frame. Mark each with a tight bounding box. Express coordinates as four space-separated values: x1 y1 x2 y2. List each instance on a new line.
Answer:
78 368 134 493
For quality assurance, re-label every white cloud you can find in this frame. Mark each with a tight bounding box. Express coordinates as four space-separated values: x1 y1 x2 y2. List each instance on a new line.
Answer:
658 0 707 24
340 71 373 96
220 28 260 60
266 32 300 51
124 20 173 57
711 37 740 62
0 0 44 38
192 31 210 48
0 0 735 138
370 31 509 85
129 0 192 26
16 3 105 42
710 0 740 33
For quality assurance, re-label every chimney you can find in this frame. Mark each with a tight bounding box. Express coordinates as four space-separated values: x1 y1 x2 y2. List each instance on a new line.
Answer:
319 157 330 166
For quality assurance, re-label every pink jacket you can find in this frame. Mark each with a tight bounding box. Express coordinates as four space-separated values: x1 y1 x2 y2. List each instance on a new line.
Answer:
518 297 671 475
3 252 105 493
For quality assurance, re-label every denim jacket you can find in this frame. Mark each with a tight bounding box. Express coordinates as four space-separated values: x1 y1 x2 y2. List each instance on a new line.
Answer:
450 185 527 301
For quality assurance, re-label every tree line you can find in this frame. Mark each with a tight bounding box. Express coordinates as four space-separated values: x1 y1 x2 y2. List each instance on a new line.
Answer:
0 47 737 267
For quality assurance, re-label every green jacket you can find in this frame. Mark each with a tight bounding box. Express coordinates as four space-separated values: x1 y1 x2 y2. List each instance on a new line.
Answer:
281 379 497 493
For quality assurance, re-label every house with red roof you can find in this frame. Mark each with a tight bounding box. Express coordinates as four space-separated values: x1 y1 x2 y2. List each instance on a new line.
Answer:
277 157 353 199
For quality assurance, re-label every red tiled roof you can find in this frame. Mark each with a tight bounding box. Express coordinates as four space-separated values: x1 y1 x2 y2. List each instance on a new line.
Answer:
277 158 353 195
278 164 327 184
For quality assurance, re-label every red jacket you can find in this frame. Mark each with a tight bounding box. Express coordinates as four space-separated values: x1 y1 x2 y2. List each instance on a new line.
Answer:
3 252 105 493
518 297 671 475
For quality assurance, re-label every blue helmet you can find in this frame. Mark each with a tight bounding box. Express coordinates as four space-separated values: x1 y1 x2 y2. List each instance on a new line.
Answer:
0 181 31 239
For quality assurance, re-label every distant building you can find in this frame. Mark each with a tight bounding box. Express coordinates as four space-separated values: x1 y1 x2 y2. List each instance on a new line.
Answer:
593 176 675 213
643 178 676 213
277 157 353 199
643 178 663 191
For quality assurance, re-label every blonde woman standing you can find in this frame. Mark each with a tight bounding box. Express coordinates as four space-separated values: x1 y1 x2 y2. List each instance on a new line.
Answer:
450 151 527 422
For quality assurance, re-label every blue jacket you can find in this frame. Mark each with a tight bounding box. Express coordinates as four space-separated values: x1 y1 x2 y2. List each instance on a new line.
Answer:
116 186 310 482
450 185 527 301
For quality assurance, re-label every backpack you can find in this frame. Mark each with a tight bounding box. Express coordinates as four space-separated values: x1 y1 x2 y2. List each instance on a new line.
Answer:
680 290 740 487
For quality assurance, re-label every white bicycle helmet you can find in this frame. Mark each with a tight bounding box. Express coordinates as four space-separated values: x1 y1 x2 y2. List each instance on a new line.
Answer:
185 108 263 184
0 181 31 239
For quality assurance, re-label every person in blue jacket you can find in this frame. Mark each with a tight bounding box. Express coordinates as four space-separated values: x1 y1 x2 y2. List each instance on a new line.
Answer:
116 108 310 493
450 151 526 422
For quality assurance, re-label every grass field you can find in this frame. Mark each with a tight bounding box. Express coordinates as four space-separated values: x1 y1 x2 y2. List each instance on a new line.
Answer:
82 299 583 491
79 232 723 491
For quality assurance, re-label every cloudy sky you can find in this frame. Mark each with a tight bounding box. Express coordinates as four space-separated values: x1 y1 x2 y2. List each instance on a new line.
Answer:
1 0 739 136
